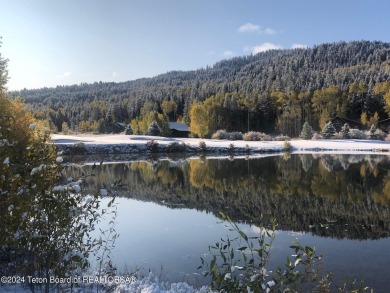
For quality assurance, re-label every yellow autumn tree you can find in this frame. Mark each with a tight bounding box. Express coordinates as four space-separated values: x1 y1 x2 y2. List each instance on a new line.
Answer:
189 102 213 138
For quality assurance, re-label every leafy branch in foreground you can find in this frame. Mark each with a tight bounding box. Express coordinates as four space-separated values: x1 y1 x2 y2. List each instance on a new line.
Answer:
199 212 368 293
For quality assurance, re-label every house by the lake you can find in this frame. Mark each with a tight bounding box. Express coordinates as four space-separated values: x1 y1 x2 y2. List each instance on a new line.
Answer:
168 122 189 137
329 116 362 132
377 118 390 133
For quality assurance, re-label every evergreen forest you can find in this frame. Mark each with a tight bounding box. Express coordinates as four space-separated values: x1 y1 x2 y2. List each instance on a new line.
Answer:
10 40 390 137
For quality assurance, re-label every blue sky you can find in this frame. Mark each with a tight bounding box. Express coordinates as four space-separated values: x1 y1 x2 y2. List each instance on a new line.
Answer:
1 0 390 90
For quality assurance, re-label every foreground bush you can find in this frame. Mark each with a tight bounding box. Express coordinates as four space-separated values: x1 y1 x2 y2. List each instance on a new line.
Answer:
199 212 368 292
1 92 117 292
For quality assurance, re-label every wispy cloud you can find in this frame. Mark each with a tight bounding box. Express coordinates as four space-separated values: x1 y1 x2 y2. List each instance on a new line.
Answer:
292 43 308 49
264 28 276 35
56 72 71 79
238 23 277 35
252 43 282 54
112 71 119 78
206 50 215 55
238 23 261 33
223 50 235 57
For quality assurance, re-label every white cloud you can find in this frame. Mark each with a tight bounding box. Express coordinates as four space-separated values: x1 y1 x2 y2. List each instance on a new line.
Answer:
238 23 277 35
223 50 235 57
56 72 71 79
112 71 119 78
252 43 282 54
292 43 308 49
238 22 261 33
206 50 215 55
264 28 276 35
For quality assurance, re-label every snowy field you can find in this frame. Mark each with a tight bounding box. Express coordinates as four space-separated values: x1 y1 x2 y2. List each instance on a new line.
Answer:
51 133 390 154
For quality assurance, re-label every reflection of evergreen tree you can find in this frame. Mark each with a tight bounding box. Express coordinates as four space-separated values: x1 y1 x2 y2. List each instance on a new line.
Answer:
64 155 390 240
300 154 314 172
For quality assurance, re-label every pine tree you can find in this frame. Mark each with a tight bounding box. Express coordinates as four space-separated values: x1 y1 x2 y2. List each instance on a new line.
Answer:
146 121 162 136
340 123 350 139
300 121 314 140
321 121 336 139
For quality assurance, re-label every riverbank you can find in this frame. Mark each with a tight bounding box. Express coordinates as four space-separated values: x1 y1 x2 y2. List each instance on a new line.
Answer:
51 134 390 155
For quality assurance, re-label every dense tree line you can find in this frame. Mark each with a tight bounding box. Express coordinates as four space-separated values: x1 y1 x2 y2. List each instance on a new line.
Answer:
10 40 390 136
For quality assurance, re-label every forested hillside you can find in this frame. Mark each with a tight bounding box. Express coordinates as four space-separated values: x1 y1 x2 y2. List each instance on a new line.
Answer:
11 40 390 136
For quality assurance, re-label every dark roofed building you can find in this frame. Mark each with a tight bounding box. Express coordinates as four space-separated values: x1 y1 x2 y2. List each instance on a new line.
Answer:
329 116 362 132
377 118 390 133
168 122 189 137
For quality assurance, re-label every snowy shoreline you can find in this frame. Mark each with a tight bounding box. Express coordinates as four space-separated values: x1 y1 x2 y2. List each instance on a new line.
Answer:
51 134 390 155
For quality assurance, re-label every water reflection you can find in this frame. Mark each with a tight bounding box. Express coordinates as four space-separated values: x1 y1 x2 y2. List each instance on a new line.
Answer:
64 154 390 240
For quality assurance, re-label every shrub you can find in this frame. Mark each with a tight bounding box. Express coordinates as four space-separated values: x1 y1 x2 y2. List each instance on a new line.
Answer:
228 143 235 154
274 134 291 141
243 131 272 141
198 213 365 292
229 131 243 140
211 130 230 140
245 144 251 154
300 121 314 140
283 140 292 151
146 140 159 153
125 125 133 135
312 132 322 140
166 141 187 153
198 141 207 152
386 134 390 142
146 121 162 136
211 130 243 140
71 142 87 155
348 129 366 139
366 125 386 140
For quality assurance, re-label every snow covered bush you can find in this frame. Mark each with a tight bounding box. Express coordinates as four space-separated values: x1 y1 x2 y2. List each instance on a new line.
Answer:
366 124 386 140
166 141 187 153
311 132 322 140
243 131 272 141
300 121 314 140
274 134 291 141
198 141 207 152
229 131 243 140
348 129 366 139
211 130 243 140
283 140 292 151
146 121 162 136
71 141 87 155
125 124 133 135
146 140 159 153
321 122 336 139
211 129 230 140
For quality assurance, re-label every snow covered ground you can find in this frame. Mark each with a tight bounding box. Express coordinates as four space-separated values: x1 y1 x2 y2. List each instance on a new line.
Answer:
51 134 390 154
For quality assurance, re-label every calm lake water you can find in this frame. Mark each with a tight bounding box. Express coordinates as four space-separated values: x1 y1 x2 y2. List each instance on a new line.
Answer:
65 154 390 291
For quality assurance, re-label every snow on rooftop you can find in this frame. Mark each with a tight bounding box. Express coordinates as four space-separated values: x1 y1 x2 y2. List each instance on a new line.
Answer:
168 122 189 132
